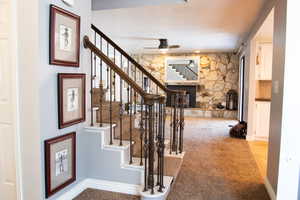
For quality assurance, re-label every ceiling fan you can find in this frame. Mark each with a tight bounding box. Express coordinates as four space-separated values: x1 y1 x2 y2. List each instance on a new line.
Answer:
144 39 180 51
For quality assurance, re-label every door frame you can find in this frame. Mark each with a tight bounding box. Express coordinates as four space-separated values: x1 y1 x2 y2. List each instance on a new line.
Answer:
8 0 22 199
238 55 246 122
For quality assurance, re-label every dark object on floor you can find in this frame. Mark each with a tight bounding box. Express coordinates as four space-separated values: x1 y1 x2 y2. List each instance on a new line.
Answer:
229 121 247 139
216 103 225 110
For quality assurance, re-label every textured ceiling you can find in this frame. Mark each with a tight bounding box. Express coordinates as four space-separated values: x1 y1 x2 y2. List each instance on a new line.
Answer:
92 0 268 54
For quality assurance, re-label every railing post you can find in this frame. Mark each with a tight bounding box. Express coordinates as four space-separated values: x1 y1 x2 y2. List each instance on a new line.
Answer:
179 92 185 153
139 97 144 166
157 96 165 192
172 93 179 153
90 48 94 127
145 97 155 194
143 98 148 192
99 36 103 127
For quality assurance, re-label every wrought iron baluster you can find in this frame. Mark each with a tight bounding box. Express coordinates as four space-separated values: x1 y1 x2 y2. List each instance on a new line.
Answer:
129 80 133 164
161 99 166 190
139 96 144 166
99 36 103 127
147 99 155 194
93 32 97 126
179 93 184 153
90 41 94 127
113 49 116 101
127 60 130 115
119 55 123 146
156 101 161 187
157 97 165 192
107 44 113 145
134 66 137 114
172 94 178 154
143 101 148 192
169 95 174 154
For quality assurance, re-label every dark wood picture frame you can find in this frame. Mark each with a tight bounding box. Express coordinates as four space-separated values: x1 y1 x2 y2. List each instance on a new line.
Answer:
45 132 76 198
58 73 86 129
50 5 81 67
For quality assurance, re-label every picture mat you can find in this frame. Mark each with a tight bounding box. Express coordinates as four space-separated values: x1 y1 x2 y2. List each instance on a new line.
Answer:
62 78 83 123
54 12 78 62
50 138 73 190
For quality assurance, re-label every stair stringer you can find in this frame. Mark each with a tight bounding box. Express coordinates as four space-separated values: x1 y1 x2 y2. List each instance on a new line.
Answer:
84 124 174 200
84 124 144 186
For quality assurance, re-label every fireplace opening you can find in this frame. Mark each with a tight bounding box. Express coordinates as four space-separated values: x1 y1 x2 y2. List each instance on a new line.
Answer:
166 85 196 108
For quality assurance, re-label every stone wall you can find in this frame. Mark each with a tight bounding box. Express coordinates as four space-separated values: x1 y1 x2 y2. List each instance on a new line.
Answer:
133 53 239 110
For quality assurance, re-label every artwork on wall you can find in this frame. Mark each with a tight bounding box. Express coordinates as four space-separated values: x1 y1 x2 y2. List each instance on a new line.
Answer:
165 56 200 82
45 132 76 198
50 5 80 67
58 73 86 129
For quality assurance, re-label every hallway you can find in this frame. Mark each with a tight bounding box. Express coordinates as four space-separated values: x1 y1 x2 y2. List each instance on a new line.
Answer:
74 118 270 200
167 117 270 200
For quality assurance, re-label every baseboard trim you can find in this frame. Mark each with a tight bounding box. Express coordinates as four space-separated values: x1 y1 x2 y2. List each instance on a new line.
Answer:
264 177 276 200
56 178 140 200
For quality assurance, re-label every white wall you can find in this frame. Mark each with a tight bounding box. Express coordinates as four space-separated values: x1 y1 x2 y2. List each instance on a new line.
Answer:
276 0 300 199
240 0 280 196
17 0 92 199
17 0 43 199
242 0 300 198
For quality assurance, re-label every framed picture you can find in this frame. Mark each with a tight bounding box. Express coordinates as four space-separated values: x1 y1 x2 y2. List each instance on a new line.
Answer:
50 5 80 67
45 132 76 198
58 73 86 129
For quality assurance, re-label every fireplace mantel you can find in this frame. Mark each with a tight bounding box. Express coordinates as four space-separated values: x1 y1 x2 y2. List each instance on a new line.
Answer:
166 82 200 86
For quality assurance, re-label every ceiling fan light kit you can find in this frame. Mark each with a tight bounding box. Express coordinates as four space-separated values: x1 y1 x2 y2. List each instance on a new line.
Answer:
144 38 180 51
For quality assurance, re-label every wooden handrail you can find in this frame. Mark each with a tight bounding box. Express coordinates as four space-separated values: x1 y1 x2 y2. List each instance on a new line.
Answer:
84 35 161 102
91 24 183 95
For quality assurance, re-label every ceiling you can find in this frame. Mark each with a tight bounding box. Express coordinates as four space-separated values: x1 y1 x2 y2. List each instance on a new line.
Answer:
92 0 268 54
92 0 187 10
255 9 274 41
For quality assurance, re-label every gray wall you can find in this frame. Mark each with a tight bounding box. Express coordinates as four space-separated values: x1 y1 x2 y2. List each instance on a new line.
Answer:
17 0 92 199
267 0 286 194
38 0 92 198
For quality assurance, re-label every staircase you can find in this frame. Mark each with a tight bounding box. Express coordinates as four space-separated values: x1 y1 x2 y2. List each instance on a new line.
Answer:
82 24 186 199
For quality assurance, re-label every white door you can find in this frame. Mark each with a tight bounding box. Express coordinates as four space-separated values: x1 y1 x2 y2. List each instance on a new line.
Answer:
0 0 18 199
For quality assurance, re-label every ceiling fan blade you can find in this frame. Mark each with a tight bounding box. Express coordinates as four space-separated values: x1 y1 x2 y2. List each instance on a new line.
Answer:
144 47 159 49
169 45 180 49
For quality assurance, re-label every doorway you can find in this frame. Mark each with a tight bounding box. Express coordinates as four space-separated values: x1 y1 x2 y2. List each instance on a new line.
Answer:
239 56 245 122
247 9 274 179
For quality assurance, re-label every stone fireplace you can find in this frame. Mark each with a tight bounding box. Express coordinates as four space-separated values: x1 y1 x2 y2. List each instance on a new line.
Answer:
133 53 239 118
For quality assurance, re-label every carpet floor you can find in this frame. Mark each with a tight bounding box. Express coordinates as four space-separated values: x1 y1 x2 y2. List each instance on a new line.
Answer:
74 118 270 200
166 117 270 200
73 188 140 200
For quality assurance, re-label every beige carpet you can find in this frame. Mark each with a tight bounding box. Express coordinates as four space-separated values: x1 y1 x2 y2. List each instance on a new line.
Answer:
74 188 139 200
167 117 270 200
74 118 270 200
